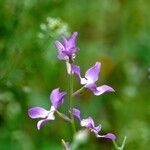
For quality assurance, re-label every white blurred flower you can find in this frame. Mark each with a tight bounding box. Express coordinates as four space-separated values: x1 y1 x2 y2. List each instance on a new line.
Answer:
38 17 70 39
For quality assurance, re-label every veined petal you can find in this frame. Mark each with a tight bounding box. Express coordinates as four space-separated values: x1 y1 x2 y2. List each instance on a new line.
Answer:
97 133 116 140
81 117 95 129
61 32 79 57
37 119 49 130
71 65 81 78
94 125 101 133
71 65 87 85
54 41 65 52
85 62 101 84
104 133 116 140
50 88 66 109
68 32 78 47
55 41 68 60
63 32 78 51
57 51 69 60
28 107 49 119
36 106 55 130
85 84 115 96
81 117 102 136
72 108 81 121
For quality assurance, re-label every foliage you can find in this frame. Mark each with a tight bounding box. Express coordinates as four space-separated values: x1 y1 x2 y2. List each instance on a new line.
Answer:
0 0 150 149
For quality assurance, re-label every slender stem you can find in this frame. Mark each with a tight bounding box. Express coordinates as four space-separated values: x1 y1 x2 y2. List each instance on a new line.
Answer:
69 72 76 134
72 86 85 96
56 110 71 122
113 136 127 150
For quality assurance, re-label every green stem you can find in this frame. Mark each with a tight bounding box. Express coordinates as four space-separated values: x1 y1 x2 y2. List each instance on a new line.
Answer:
72 86 85 96
69 72 76 134
56 110 71 122
113 136 127 150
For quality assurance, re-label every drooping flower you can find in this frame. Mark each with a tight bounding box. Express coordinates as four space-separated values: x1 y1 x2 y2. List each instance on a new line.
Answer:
73 108 116 140
54 32 79 60
71 62 115 96
28 88 66 130
81 117 116 140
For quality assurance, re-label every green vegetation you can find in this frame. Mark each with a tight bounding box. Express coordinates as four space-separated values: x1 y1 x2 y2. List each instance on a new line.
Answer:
0 0 150 149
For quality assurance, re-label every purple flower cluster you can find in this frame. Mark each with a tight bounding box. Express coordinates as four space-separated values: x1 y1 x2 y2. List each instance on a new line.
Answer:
28 32 116 143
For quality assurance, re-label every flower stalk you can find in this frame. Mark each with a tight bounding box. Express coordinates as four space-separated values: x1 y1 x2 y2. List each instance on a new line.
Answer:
69 71 76 134
72 86 85 96
28 31 126 150
113 136 127 150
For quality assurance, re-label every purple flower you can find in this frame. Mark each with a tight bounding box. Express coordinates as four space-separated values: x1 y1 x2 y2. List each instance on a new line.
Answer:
54 32 79 60
73 108 116 140
71 62 115 96
28 88 66 130
81 117 116 140
72 108 81 121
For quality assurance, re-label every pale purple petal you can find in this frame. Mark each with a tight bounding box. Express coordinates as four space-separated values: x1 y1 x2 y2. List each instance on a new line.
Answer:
71 65 81 78
71 65 87 85
50 88 67 109
36 106 55 130
96 133 116 140
37 119 49 130
81 117 95 129
63 32 79 54
28 107 49 119
57 51 69 60
85 84 115 96
85 62 101 84
68 32 78 47
104 133 116 140
54 41 65 52
94 125 101 133
72 108 81 121
55 41 68 60
81 117 103 136
54 41 69 60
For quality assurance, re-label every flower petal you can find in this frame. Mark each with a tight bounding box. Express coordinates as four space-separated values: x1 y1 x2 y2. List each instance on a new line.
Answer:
68 32 78 47
54 41 65 52
28 107 49 119
37 107 55 130
85 84 115 96
55 41 69 60
55 41 68 60
72 108 81 121
85 62 101 84
94 125 101 133
71 65 81 78
104 133 116 140
81 117 95 129
37 119 49 130
63 32 78 53
96 133 116 140
71 65 87 85
50 88 66 109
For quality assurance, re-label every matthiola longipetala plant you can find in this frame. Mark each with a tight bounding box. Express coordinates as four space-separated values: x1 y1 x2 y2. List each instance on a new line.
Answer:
28 32 126 150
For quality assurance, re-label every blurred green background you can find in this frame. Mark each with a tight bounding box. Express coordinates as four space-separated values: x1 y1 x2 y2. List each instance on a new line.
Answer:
0 0 150 149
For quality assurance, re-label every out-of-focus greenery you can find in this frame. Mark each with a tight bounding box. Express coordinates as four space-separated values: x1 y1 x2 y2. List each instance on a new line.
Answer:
0 0 150 149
